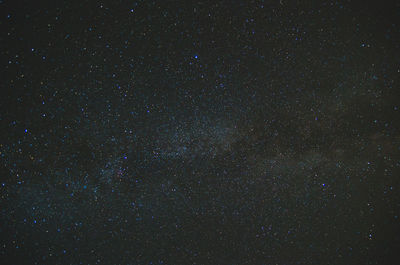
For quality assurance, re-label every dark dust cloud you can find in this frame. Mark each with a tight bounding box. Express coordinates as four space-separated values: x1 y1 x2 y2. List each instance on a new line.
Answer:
1 0 400 264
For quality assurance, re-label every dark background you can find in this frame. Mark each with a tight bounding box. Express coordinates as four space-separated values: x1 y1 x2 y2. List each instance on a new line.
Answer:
1 0 400 264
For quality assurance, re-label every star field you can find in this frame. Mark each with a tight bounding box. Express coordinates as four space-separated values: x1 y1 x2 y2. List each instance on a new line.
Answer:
1 0 400 264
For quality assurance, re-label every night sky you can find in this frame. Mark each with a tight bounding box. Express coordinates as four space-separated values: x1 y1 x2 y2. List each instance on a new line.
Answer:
1 0 400 264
